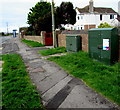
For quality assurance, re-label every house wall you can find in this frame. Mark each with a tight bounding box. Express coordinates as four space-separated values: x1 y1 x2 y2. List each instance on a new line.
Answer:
84 25 96 29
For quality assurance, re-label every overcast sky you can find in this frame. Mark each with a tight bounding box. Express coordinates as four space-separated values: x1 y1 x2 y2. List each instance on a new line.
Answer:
0 0 119 33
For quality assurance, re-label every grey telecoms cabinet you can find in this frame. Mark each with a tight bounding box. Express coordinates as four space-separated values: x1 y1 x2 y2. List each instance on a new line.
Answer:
88 28 119 65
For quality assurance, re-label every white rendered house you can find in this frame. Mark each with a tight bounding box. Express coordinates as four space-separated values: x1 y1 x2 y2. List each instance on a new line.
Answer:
65 0 119 30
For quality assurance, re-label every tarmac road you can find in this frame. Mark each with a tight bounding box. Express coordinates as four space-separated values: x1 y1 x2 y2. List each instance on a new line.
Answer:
1 36 19 55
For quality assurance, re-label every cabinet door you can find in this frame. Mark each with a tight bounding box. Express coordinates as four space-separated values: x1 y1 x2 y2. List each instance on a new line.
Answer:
101 30 111 64
89 31 102 61
66 37 71 51
66 36 74 52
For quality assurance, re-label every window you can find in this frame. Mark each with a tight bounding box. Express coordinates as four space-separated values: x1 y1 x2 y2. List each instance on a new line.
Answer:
100 14 102 21
81 15 83 19
78 16 79 20
110 15 114 19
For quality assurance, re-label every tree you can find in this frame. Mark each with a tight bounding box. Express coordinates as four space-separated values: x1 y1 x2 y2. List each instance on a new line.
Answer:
55 2 76 28
35 12 52 33
98 22 113 28
27 1 76 35
27 2 51 35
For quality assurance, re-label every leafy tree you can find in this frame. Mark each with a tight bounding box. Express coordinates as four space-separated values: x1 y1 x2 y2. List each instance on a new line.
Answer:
55 2 76 28
98 22 113 28
27 2 51 25
35 12 52 33
27 1 76 35
27 2 51 35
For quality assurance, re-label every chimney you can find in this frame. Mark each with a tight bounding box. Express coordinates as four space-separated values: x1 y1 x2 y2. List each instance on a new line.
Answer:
89 0 94 13
118 1 120 15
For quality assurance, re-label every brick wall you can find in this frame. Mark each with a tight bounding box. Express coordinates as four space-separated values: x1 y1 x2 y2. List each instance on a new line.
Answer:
20 31 46 45
58 33 88 52
23 36 44 44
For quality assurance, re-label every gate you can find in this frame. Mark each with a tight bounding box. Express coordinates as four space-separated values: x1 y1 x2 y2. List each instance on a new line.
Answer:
45 33 53 46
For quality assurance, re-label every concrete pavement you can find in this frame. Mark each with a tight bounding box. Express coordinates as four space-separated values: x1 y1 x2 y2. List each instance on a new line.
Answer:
2 37 120 109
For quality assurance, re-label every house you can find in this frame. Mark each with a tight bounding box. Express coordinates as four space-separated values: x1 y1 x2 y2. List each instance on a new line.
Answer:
64 0 119 30
74 0 119 30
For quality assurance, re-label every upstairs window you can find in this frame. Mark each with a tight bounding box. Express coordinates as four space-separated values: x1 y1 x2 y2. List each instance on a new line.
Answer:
81 15 83 19
110 15 114 19
100 14 102 21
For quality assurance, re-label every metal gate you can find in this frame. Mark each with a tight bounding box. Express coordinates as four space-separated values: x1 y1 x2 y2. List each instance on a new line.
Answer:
45 33 53 46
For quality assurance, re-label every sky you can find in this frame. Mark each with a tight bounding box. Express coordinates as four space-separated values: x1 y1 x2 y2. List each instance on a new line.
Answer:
0 0 119 33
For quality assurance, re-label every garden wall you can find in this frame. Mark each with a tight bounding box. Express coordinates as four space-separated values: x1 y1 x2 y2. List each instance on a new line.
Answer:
58 33 88 52
20 31 46 45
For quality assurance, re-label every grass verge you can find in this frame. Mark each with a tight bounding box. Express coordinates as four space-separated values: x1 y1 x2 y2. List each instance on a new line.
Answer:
21 39 44 47
38 47 66 56
0 55 2 109
2 54 44 109
48 51 120 105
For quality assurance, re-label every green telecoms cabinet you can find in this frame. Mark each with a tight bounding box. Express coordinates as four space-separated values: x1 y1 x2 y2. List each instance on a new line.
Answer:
88 28 119 65
66 35 81 52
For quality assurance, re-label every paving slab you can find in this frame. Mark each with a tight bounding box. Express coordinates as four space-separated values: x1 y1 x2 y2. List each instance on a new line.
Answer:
36 69 68 94
58 85 116 108
42 75 73 106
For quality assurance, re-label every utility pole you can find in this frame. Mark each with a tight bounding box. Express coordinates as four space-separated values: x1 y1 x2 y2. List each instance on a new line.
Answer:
51 0 57 48
6 22 8 35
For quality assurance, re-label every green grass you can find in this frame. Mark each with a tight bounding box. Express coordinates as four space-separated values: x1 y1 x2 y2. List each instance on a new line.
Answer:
2 54 44 109
48 51 120 105
21 39 44 47
0 55 2 108
38 47 66 56
0 55 2 60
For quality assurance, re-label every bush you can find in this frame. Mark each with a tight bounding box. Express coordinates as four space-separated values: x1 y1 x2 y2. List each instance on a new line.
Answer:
98 22 114 28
